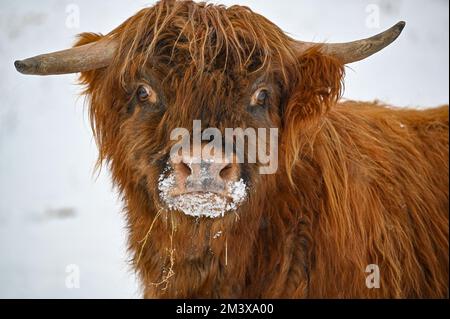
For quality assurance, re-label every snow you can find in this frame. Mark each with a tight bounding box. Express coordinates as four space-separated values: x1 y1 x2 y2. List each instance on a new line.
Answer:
0 0 448 298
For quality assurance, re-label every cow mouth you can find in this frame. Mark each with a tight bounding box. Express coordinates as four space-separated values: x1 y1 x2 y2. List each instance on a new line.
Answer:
171 190 232 200
158 174 248 219
169 192 235 218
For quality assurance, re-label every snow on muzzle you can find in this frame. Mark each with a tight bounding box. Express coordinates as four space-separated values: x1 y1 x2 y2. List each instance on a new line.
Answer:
158 149 247 218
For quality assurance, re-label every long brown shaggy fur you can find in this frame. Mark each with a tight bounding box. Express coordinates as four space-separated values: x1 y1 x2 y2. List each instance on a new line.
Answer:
75 0 448 298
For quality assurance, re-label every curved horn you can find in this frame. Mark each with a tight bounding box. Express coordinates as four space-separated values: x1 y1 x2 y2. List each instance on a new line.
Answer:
295 21 406 64
14 37 117 76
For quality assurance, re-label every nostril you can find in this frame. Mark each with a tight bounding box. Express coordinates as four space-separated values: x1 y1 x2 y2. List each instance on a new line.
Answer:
219 163 234 181
175 161 192 178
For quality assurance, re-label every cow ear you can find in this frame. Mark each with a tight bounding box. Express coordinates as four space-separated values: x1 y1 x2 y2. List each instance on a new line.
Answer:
283 46 344 123
282 47 344 185
73 33 107 87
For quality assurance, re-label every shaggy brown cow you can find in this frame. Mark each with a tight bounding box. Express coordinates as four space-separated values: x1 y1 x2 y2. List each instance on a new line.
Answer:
15 0 448 298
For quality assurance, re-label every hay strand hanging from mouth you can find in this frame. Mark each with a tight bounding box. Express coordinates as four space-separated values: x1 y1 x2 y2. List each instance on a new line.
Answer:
136 208 163 266
150 211 176 291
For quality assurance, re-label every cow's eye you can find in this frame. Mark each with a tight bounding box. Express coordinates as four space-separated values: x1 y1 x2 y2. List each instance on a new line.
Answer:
251 88 269 106
136 84 157 104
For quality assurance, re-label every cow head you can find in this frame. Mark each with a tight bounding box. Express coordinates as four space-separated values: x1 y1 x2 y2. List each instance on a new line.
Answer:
15 0 405 221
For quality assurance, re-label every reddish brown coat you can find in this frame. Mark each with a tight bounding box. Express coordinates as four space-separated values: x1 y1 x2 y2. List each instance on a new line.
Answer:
75 0 449 298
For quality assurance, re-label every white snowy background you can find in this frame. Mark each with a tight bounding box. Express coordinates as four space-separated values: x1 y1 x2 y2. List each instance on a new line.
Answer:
0 0 448 298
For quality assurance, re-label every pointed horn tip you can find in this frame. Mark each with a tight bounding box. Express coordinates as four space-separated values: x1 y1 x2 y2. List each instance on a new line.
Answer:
14 59 40 75
395 21 407 34
14 60 29 74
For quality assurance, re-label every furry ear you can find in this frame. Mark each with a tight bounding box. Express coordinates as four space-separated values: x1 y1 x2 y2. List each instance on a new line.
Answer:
74 33 115 169
73 33 106 87
282 46 345 185
284 46 345 122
